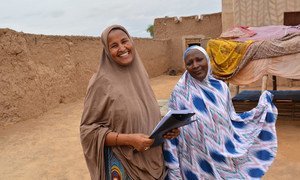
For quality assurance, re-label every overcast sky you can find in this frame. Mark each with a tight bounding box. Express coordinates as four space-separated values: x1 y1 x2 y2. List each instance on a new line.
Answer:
0 0 221 37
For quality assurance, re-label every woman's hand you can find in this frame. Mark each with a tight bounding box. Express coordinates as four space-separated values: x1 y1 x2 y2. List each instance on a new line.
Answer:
163 128 180 139
129 134 154 152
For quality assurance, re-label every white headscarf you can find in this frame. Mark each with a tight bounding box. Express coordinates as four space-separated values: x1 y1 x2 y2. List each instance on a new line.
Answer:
183 45 212 81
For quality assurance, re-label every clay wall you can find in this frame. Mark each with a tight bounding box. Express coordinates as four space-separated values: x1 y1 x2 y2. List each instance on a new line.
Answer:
154 13 222 71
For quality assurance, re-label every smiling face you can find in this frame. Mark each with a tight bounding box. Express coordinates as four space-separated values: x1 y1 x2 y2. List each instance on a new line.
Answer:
107 29 135 66
184 49 208 81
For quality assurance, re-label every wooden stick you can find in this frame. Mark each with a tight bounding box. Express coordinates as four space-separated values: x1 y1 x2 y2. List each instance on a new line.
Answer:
262 75 268 92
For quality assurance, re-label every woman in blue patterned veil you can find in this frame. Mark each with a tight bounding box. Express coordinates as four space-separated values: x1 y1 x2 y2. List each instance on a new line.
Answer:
163 45 278 179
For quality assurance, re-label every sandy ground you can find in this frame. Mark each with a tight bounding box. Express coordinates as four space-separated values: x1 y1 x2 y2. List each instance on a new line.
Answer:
0 75 299 179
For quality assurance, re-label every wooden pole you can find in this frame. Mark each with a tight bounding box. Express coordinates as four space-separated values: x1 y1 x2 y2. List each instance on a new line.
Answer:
234 85 240 96
262 75 268 92
272 76 277 90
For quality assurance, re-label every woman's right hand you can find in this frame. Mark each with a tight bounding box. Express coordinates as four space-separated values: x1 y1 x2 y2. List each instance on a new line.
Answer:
129 134 154 152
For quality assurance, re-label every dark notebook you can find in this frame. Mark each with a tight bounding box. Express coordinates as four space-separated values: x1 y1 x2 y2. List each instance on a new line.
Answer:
150 109 196 147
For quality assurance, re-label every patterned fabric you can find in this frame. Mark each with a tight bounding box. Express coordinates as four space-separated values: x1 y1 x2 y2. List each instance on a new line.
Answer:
206 39 253 79
104 147 131 180
163 71 278 179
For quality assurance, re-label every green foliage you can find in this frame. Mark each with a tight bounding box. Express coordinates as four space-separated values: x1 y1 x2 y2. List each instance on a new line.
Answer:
146 24 154 37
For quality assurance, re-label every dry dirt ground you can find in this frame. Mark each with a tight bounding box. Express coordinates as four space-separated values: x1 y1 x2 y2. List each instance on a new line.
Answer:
0 75 299 180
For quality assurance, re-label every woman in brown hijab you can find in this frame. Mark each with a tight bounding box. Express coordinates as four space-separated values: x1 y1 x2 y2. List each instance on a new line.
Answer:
80 25 179 180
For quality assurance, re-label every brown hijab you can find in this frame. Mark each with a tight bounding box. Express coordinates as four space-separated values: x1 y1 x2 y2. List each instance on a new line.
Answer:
80 25 165 180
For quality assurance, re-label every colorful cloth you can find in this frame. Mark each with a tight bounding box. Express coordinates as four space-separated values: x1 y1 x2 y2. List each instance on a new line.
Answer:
206 39 253 79
104 147 131 180
163 71 278 179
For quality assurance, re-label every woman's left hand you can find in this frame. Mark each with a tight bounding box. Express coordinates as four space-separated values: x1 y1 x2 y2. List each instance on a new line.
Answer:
163 128 180 139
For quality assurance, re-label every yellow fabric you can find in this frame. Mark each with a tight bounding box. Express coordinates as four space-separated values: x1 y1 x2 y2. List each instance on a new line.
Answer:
206 39 253 78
